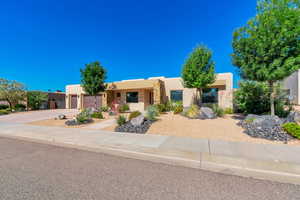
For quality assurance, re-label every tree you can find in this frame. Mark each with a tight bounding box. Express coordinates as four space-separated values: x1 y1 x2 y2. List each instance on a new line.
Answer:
27 91 48 110
232 0 300 115
181 45 216 105
80 61 107 109
0 78 26 109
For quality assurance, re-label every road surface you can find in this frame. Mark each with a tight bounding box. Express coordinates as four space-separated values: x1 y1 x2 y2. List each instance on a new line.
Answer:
0 137 299 200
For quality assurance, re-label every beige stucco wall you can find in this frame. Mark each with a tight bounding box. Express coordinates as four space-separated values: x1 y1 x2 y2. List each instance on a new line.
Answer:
283 70 299 105
65 85 106 109
113 89 146 112
159 73 233 108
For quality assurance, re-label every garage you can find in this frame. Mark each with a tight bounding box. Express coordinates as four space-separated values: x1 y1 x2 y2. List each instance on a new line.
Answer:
70 95 78 109
83 95 102 109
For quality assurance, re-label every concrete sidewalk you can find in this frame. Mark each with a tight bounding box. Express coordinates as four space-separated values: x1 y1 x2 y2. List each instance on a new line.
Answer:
0 121 300 184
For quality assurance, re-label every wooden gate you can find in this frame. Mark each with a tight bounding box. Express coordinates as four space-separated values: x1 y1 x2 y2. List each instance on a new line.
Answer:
70 95 78 109
83 95 102 109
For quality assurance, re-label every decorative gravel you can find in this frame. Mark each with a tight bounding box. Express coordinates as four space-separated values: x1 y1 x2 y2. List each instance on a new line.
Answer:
115 120 153 134
238 114 293 142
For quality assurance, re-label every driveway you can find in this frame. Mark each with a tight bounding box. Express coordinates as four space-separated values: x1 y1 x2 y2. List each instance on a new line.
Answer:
0 109 78 124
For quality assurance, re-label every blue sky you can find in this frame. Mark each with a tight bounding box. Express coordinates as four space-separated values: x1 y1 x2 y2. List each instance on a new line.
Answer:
0 0 257 91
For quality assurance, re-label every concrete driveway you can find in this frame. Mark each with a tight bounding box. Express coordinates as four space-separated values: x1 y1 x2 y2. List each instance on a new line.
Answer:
0 109 79 124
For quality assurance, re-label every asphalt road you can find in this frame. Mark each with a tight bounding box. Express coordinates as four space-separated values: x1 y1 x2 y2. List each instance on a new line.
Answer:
0 137 299 200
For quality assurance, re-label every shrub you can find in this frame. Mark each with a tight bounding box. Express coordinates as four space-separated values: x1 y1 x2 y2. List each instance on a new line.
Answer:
129 111 142 120
14 103 26 111
165 101 174 112
117 115 127 126
173 101 183 114
155 104 167 113
119 104 130 113
224 107 233 114
99 106 109 112
146 105 159 121
0 104 9 110
282 123 300 139
91 111 104 119
76 109 92 124
0 109 9 115
234 81 291 117
183 104 200 118
212 104 224 117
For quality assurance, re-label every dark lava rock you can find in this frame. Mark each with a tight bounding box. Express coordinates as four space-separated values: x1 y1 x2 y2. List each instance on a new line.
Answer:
65 119 93 126
115 119 153 134
238 115 293 141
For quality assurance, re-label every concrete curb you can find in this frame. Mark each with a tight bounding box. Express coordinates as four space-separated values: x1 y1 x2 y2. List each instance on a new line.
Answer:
1 133 300 185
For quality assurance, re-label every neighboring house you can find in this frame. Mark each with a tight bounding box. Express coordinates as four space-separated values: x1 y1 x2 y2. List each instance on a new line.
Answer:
39 92 66 109
283 70 300 105
65 73 233 111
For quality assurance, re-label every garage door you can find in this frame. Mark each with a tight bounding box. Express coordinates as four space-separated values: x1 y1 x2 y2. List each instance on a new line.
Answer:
71 95 78 109
83 95 102 109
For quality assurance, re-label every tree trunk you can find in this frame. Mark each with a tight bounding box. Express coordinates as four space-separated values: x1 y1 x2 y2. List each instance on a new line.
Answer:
94 95 97 110
197 88 202 106
269 81 275 116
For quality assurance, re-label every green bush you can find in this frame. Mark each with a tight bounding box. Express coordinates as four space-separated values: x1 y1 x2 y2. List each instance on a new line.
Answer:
183 104 200 118
117 115 127 126
14 103 26 111
99 106 109 112
234 81 291 117
27 91 48 110
173 101 183 114
155 104 167 113
0 109 9 115
282 123 300 139
91 111 104 119
146 105 159 121
119 104 130 113
76 109 92 124
129 111 142 120
224 107 233 114
0 104 9 110
212 104 224 117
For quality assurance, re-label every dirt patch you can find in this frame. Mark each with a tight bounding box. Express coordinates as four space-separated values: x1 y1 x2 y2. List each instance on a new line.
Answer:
28 112 114 129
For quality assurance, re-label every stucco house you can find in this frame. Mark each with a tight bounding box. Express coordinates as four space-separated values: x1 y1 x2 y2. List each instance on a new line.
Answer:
283 70 300 105
65 73 233 111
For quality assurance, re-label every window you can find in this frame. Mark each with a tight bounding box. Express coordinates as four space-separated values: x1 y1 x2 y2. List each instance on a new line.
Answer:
170 90 183 102
126 92 138 103
202 88 218 103
116 92 121 98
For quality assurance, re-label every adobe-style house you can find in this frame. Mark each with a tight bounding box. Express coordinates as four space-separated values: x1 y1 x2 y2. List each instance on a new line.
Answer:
283 70 300 105
66 73 233 111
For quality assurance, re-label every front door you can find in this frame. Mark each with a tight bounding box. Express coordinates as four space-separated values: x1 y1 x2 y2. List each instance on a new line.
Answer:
71 95 77 109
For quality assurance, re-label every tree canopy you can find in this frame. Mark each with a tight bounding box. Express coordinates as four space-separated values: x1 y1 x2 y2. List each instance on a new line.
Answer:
80 61 107 96
182 45 215 90
0 78 26 108
27 91 48 110
232 0 300 82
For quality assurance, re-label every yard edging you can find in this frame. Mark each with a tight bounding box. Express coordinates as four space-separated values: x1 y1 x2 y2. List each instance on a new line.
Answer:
0 122 300 185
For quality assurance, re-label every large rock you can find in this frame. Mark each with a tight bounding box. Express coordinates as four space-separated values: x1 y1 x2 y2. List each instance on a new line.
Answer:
130 115 145 126
199 107 216 119
58 114 66 120
285 111 300 124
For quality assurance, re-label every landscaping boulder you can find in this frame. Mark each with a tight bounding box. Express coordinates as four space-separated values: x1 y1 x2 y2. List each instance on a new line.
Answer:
58 114 66 120
199 107 215 119
238 114 292 141
285 111 300 124
130 115 145 126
